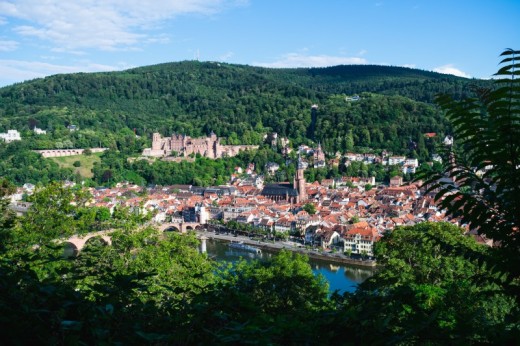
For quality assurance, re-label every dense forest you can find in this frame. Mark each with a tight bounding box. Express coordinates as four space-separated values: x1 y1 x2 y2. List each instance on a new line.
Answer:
0 62 489 150
0 62 489 186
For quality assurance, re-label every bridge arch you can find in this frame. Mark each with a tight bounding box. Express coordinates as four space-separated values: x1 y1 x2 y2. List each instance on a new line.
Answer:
60 231 113 257
163 226 181 232
158 222 202 233
84 235 111 248
63 242 79 258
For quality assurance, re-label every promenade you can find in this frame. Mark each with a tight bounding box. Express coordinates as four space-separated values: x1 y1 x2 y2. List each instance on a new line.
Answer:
196 229 377 268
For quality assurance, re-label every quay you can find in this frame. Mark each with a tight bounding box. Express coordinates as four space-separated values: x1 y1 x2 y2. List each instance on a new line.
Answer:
195 230 377 268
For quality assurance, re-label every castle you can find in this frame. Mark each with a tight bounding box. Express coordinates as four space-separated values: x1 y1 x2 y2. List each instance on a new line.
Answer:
142 132 258 159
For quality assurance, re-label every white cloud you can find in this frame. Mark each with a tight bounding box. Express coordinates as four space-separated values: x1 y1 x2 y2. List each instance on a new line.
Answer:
402 64 416 68
254 53 368 68
0 59 130 87
0 39 18 51
433 64 471 78
0 0 243 52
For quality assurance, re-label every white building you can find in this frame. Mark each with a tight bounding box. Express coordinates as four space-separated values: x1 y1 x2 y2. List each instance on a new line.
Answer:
0 130 21 143
388 156 406 166
405 158 419 167
432 154 443 163
33 127 47 135
402 165 417 174
265 162 280 175
342 226 380 257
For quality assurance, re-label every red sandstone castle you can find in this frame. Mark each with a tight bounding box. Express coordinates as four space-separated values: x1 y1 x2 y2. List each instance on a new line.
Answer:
142 132 258 159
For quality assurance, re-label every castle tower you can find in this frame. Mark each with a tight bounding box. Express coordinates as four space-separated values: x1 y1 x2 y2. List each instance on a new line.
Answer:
151 133 162 150
293 153 307 203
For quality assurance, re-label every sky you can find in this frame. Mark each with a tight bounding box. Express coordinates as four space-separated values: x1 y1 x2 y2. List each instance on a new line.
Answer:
0 0 519 87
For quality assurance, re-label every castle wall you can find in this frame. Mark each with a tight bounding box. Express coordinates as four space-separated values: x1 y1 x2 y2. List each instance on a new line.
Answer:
143 133 258 159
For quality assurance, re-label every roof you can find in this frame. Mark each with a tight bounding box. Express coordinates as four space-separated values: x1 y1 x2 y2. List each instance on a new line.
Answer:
261 183 299 197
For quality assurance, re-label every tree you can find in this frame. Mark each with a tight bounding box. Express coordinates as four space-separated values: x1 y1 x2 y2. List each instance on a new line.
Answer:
422 49 520 275
303 202 317 215
189 250 330 344
0 178 16 252
339 222 519 344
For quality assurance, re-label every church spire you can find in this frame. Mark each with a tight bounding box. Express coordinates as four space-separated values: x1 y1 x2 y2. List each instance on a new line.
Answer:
294 152 307 202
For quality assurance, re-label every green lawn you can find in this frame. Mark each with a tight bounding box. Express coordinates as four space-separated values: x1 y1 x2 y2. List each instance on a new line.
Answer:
49 153 102 178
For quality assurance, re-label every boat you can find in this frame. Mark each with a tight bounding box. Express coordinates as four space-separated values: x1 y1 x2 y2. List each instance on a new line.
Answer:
229 241 262 254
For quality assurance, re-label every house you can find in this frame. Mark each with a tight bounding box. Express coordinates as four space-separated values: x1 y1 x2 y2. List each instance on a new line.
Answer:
402 165 417 174
0 130 21 143
265 162 280 175
389 176 403 187
274 215 296 233
33 127 47 135
432 154 442 163
342 225 380 257
316 229 341 249
388 156 406 166
405 158 419 167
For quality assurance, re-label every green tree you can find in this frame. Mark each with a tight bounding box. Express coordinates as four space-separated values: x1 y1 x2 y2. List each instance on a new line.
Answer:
190 250 330 343
423 49 520 276
340 222 519 344
0 178 16 252
303 202 317 215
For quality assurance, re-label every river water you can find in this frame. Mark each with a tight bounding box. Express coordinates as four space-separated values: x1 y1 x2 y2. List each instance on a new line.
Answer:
205 238 374 293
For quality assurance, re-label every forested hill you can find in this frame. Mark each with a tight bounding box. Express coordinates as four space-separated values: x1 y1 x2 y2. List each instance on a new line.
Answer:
0 61 489 153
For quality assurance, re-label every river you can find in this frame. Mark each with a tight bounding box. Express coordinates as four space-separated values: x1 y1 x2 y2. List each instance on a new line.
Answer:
205 238 374 293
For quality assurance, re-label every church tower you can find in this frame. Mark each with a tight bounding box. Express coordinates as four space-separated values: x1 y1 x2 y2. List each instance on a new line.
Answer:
293 153 307 203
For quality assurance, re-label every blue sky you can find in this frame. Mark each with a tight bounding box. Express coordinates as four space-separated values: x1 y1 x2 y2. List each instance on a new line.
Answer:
0 0 519 87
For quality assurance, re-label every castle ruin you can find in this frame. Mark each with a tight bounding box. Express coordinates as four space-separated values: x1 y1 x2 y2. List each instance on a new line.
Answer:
142 132 258 159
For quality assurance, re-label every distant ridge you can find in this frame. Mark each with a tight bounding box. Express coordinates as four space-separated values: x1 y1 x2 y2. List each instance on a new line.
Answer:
0 61 490 154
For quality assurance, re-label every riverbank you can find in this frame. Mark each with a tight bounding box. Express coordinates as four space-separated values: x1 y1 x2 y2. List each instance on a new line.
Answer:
196 230 377 268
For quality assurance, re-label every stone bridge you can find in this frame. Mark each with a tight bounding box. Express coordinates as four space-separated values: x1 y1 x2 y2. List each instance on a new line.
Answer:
60 222 204 256
158 222 203 233
60 230 113 257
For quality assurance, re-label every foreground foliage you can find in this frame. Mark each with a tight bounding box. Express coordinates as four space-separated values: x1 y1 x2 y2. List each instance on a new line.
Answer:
1 184 519 344
340 223 519 344
422 49 520 291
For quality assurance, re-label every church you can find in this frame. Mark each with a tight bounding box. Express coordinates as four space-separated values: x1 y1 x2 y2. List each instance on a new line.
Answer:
261 155 307 204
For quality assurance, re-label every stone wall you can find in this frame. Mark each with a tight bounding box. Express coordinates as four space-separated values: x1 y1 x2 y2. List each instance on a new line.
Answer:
35 147 108 158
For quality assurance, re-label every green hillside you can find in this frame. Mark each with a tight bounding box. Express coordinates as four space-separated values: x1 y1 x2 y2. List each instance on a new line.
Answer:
0 62 489 151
